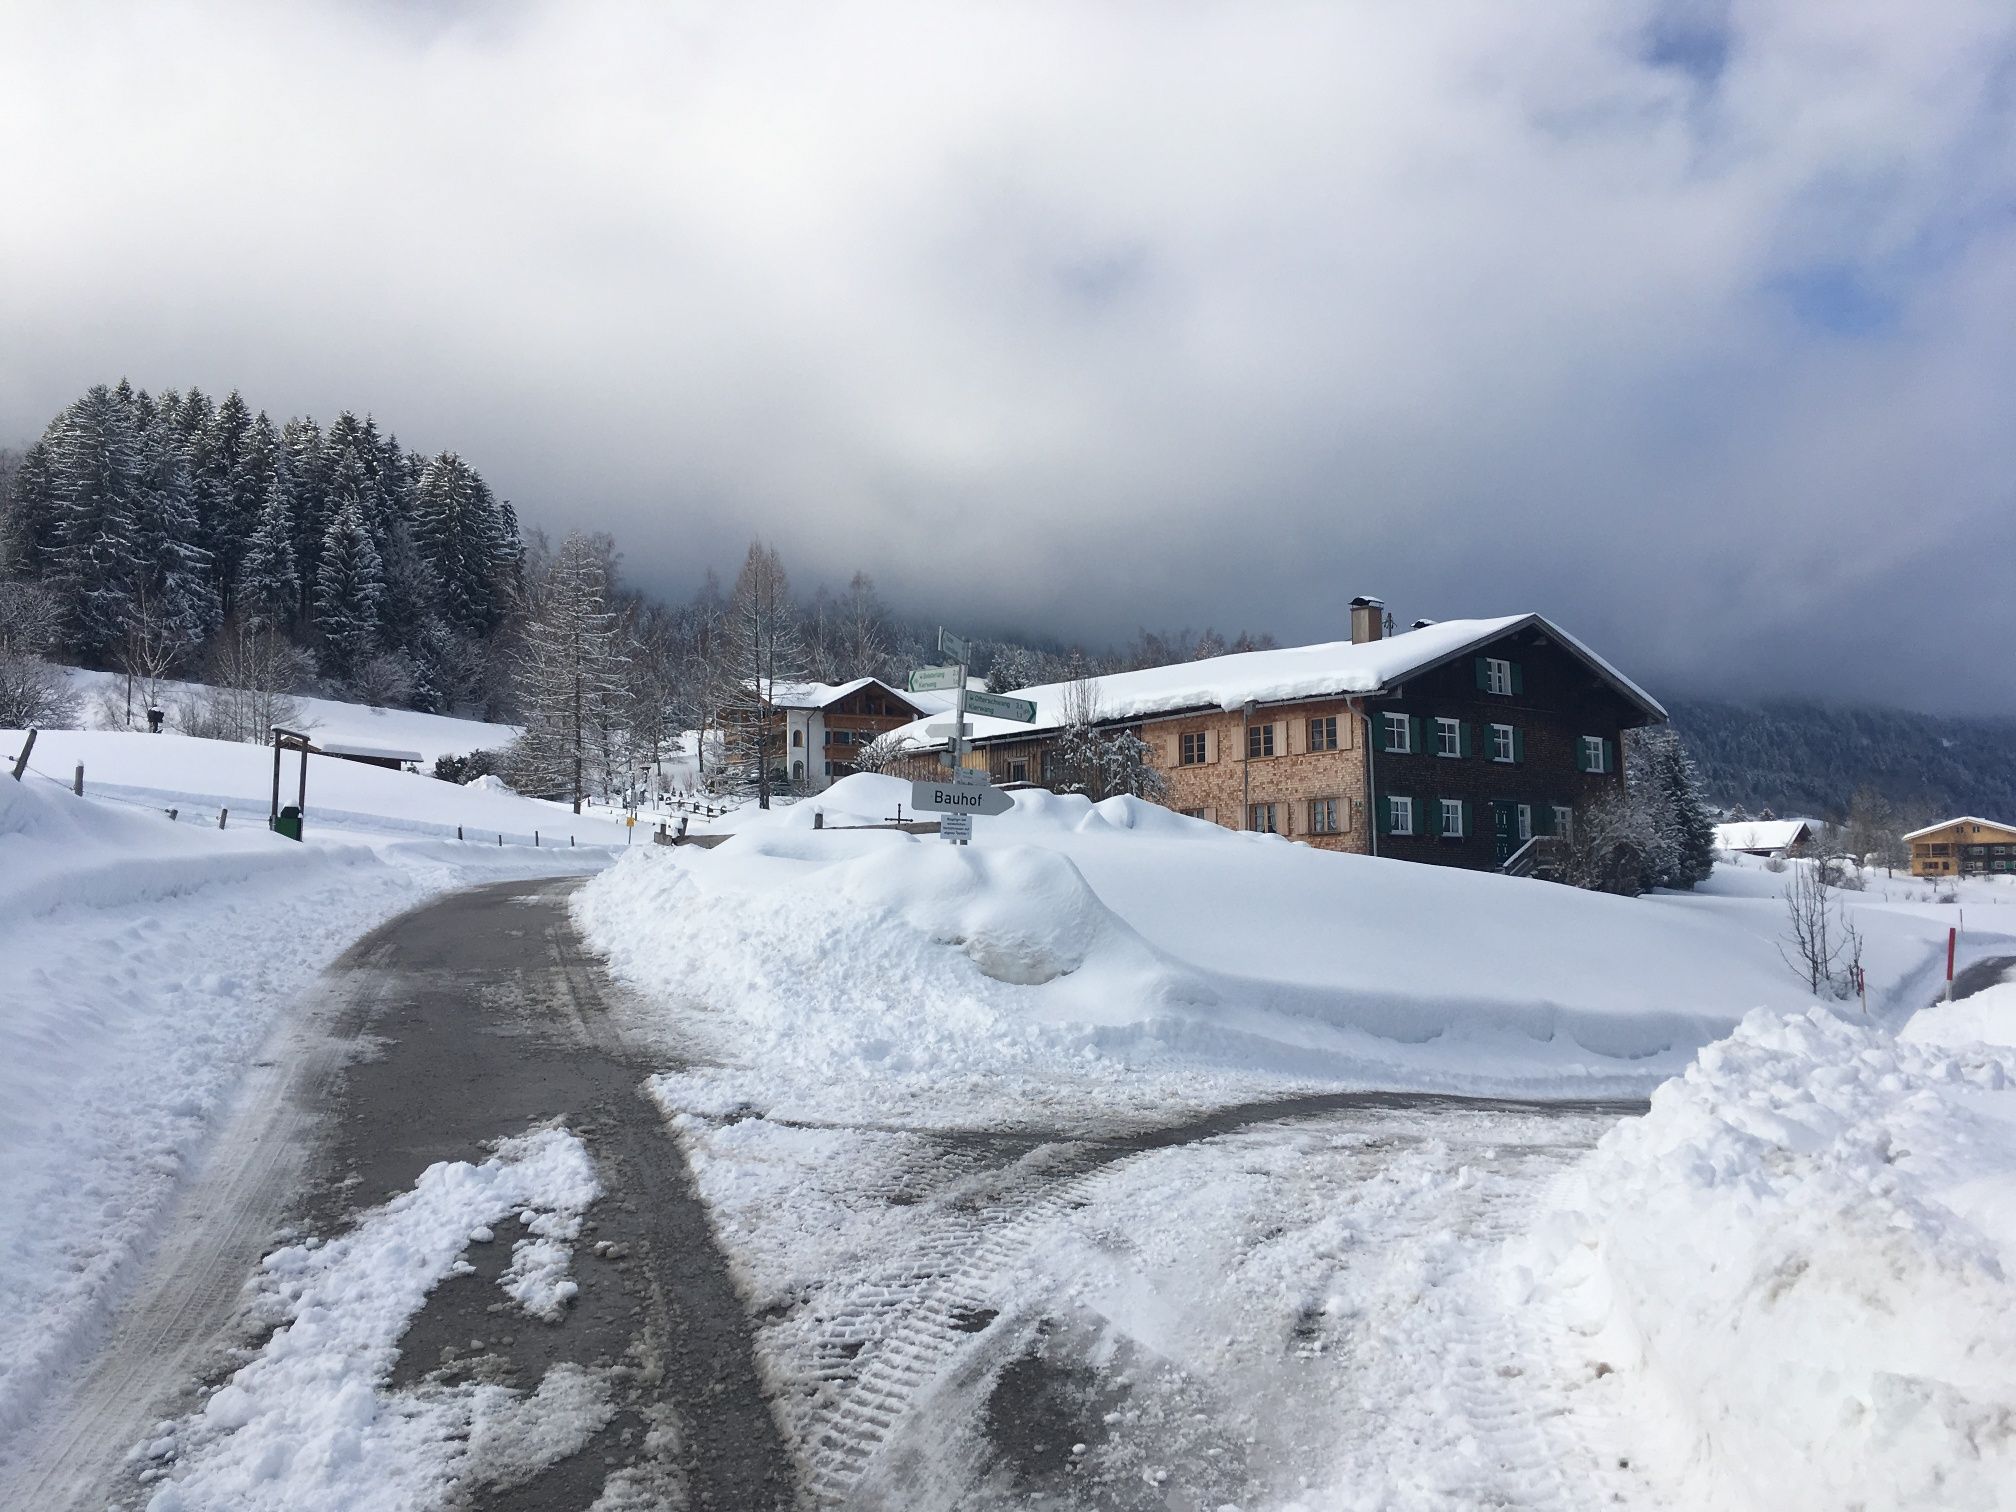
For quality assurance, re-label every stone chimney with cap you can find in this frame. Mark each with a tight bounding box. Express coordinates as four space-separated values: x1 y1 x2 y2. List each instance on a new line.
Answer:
1349 595 1385 645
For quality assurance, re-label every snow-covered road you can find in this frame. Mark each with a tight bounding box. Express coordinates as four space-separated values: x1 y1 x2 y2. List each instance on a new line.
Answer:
16 877 1653 1512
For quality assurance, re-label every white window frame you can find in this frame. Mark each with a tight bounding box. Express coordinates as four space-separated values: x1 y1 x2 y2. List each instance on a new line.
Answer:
1553 805 1573 838
1485 657 1513 695
1517 804 1533 842
1435 716 1462 758
1440 798 1465 838
1491 723 1515 763
1581 735 1609 773
1390 796 1415 836
1384 712 1411 754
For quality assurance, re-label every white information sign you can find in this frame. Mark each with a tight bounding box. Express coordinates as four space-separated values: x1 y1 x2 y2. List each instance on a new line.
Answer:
938 812 973 843
910 778 1014 816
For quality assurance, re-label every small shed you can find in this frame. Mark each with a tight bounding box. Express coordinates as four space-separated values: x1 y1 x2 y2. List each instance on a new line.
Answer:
319 741 424 771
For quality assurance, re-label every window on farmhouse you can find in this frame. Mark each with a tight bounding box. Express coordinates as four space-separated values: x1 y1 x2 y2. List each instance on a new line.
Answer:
1309 797 1341 834
1008 759 1029 783
1248 803 1279 833
1440 798 1465 838
1308 716 1339 752
1580 736 1609 773
1247 723 1275 759
1485 657 1513 695
1517 804 1533 841
1491 724 1515 762
1389 796 1415 835
1179 731 1208 765
1384 712 1411 753
1553 805 1573 839
1436 717 1462 757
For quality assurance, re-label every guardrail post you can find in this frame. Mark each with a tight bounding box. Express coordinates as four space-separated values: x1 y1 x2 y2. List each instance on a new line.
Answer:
73 762 83 796
10 727 35 781
218 808 229 829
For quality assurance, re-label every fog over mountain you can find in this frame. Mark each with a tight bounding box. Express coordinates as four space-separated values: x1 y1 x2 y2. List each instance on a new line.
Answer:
3 0 2012 713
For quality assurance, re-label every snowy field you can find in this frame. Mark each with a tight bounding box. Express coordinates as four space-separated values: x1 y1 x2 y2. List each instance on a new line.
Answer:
60 666 517 767
573 774 2016 1509
0 745 619 1467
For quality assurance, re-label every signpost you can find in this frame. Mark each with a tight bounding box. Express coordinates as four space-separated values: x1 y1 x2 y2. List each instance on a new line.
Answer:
911 777 1015 817
962 690 1038 724
901 626 1039 842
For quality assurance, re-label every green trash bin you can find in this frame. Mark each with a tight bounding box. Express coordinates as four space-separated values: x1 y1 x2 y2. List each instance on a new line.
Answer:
271 804 303 841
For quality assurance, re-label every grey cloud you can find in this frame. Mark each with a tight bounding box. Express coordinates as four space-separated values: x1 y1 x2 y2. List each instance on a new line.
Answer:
2 0 2011 711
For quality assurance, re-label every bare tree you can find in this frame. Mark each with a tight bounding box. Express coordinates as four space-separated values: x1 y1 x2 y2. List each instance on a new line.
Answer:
711 542 807 809
1779 859 1865 999
0 580 78 728
179 616 308 741
113 581 197 728
509 532 625 811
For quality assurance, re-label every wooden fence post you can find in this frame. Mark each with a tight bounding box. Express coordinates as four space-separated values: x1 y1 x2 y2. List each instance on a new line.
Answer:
218 808 229 829
73 763 83 795
9 727 35 781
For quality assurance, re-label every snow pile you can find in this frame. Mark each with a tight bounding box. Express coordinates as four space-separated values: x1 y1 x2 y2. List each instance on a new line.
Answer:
141 1128 604 1511
574 777 1869 1124
501 1202 588 1322
1515 1001 2016 1511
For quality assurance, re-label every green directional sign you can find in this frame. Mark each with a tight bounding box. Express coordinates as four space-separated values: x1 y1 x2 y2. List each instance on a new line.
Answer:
938 627 969 660
964 690 1038 723
908 665 963 693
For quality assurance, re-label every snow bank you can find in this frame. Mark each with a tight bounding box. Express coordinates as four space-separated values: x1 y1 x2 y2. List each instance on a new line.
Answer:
1514 1004 2016 1511
0 770 608 1457
142 1129 604 1511
574 776 1875 1125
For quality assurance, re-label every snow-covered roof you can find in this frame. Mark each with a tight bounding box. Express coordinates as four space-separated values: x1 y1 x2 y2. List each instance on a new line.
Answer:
318 741 423 762
887 614 1665 748
1713 820 1813 852
757 676 922 713
1902 816 2016 841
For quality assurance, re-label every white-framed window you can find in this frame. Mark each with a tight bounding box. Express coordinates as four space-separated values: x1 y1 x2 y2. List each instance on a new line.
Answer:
1553 805 1573 838
1580 735 1609 773
1484 657 1513 695
1249 802 1279 833
1309 797 1342 834
1436 716 1462 757
1440 798 1466 838
1384 712 1411 753
1517 804 1533 841
1491 723 1516 763
1389 795 1415 836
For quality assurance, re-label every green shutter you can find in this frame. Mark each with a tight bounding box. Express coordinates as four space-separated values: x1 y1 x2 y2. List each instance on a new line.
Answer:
1409 715 1423 753
1459 721 1475 758
1424 797 1440 837
1463 799 1474 838
1474 656 1490 690
1378 796 1392 836
1510 662 1524 694
1531 802 1549 836
1511 727 1525 763
1604 738 1616 774
1576 739 1590 773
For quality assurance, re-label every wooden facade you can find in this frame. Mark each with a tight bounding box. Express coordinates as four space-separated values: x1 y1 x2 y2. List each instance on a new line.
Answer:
941 616 1662 872
1907 817 2016 878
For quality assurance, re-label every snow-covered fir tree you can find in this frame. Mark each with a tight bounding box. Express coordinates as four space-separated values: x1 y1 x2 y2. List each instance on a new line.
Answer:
238 477 300 633
45 385 145 661
313 499 385 683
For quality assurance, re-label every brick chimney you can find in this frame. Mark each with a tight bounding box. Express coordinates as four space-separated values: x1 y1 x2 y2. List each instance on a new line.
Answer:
1349 595 1385 645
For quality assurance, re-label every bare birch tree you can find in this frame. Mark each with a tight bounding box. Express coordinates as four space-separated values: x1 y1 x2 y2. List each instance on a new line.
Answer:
711 541 807 809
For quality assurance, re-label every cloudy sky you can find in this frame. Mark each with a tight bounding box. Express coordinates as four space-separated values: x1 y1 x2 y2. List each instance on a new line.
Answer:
3 0 2012 712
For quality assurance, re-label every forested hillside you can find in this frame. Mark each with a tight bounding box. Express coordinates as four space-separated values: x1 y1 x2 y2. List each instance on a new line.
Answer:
0 380 525 715
1667 697 2016 823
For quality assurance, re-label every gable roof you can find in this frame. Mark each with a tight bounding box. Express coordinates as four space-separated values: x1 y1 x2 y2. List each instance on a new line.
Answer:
755 676 925 714
1713 819 1813 852
886 613 1665 749
1903 815 2016 842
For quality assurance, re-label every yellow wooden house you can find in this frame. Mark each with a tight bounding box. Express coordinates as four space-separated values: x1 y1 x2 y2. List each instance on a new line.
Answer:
1905 816 2016 878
